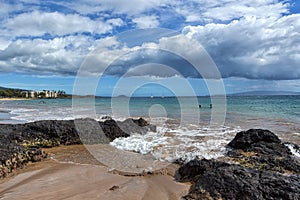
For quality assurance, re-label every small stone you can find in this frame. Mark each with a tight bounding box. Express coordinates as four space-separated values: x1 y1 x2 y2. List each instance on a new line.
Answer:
109 185 119 191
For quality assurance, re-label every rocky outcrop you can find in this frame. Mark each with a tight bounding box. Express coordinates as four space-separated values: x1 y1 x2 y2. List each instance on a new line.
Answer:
177 129 300 200
0 117 155 146
178 158 300 200
227 129 281 149
0 117 155 178
0 141 47 178
227 129 300 173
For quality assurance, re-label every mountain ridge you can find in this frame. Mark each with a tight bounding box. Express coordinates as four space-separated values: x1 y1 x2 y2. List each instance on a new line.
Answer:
229 90 300 96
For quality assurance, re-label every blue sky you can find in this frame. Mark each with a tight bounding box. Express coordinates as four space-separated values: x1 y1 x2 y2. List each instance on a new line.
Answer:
0 0 299 96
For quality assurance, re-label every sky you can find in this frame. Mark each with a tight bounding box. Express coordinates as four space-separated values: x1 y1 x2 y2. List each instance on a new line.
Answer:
0 0 299 96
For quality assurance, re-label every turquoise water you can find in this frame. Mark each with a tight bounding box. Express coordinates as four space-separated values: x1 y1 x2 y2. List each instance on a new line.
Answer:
1 96 299 130
1 95 299 162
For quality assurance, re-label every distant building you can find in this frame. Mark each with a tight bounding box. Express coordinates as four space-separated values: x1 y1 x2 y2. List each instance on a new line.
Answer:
22 91 29 98
30 91 35 98
24 90 58 99
45 90 58 98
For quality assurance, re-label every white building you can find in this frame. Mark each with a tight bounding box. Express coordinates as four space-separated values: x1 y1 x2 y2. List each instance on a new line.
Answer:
45 90 58 98
27 90 58 98
30 91 35 98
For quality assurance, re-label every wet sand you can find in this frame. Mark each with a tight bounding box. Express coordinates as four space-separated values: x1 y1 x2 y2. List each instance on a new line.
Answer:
0 145 190 200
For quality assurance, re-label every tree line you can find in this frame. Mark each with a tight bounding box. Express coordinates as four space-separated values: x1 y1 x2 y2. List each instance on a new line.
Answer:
0 89 26 98
0 88 68 98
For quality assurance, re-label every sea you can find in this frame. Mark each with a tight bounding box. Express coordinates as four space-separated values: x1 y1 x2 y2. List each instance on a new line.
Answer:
0 95 300 163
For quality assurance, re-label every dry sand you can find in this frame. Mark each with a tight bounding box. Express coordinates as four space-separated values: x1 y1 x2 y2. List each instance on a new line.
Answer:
0 98 29 101
0 145 190 200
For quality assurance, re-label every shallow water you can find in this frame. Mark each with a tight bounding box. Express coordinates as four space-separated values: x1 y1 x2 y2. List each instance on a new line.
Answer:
0 95 299 162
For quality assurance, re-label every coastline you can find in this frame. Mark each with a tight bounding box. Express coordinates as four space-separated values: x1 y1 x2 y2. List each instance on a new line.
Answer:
0 118 299 199
0 98 29 101
0 97 71 101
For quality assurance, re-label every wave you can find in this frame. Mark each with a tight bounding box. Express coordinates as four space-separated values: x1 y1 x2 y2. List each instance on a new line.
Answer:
110 125 241 163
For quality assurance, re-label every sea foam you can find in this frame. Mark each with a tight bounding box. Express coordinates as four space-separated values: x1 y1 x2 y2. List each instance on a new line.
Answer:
285 143 300 158
110 124 240 163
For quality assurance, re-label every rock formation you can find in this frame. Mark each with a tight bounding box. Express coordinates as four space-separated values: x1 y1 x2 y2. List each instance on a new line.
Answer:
0 118 155 178
177 129 300 200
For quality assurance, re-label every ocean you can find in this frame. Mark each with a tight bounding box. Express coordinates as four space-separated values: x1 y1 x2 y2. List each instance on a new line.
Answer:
0 95 299 163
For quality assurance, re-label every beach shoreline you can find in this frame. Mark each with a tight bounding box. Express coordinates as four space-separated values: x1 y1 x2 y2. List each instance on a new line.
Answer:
0 98 29 101
0 118 299 199
0 145 190 200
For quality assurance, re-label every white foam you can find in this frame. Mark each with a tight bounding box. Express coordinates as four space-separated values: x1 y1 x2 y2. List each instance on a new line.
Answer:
111 125 239 163
285 143 300 158
6 106 116 123
111 132 168 154
9 107 76 122
3 103 140 124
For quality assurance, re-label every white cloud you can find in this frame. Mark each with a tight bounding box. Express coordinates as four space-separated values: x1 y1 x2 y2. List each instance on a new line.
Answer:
1 11 112 37
183 13 300 80
132 15 160 28
0 2 25 19
67 0 164 16
107 18 124 27
0 38 11 50
0 0 299 81
69 0 289 22
0 35 96 75
173 0 290 22
125 63 181 77
4 15 298 81
202 0 289 21
78 32 220 79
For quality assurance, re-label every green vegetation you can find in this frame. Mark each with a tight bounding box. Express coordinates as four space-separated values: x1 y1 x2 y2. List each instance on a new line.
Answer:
0 88 27 98
57 90 68 98
0 87 69 99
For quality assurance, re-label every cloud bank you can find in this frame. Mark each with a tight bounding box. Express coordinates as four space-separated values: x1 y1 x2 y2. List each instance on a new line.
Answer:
0 0 299 80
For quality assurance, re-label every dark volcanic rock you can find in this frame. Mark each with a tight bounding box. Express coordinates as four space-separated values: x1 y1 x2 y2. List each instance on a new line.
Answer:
97 118 156 142
227 129 300 173
98 119 130 141
0 118 156 146
227 129 281 150
178 158 300 200
0 139 47 178
0 117 155 178
177 129 300 200
132 117 150 127
75 118 110 144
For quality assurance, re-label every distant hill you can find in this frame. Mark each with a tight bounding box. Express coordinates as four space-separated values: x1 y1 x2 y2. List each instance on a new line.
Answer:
0 86 16 90
0 86 28 98
229 91 300 96
0 86 28 91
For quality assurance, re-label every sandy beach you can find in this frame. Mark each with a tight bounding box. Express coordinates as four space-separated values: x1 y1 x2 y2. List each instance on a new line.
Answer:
0 145 190 200
0 98 29 101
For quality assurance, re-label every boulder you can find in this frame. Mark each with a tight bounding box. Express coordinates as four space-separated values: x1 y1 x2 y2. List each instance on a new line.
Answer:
178 158 300 200
227 129 281 150
177 129 300 199
227 129 300 173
